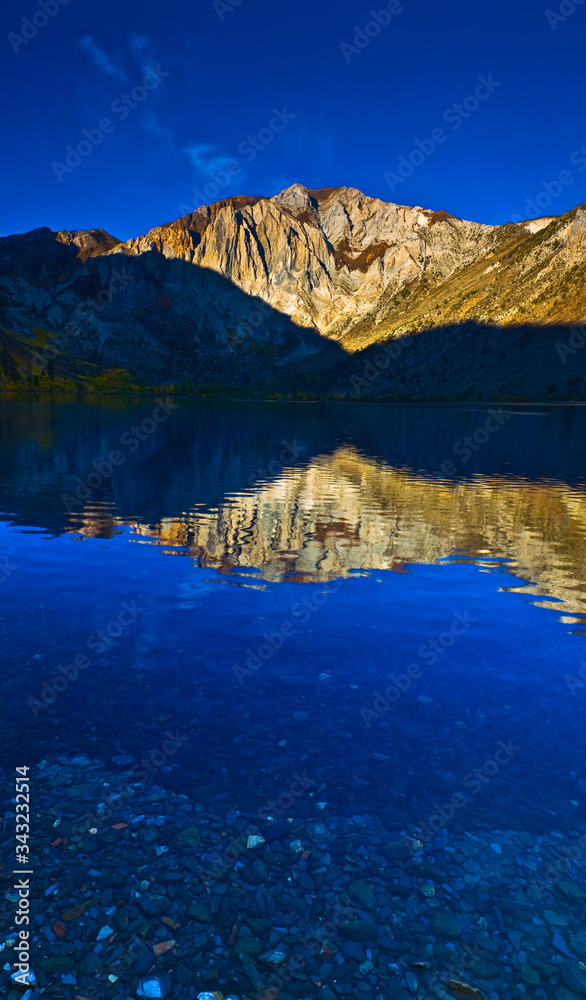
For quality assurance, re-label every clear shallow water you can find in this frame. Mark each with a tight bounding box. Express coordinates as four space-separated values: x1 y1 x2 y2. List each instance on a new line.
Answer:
1 398 586 1000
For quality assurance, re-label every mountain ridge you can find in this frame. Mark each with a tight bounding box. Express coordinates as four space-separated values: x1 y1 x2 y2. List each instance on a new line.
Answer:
1 184 585 399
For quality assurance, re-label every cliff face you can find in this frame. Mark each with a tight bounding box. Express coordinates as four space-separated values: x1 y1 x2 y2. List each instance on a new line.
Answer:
0 184 585 395
109 186 496 341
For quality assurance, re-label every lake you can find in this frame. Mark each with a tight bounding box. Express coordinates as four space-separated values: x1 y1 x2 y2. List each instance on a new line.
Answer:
2 397 586 1000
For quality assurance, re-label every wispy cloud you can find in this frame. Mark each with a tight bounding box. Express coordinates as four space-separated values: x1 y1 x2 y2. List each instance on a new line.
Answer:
183 142 237 175
139 112 178 155
129 32 155 73
129 33 151 58
179 142 248 209
79 36 127 82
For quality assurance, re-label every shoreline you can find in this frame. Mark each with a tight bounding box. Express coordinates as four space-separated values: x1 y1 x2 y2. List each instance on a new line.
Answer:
2 389 586 406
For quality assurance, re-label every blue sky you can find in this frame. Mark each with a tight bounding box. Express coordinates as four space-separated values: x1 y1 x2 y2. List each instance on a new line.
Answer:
1 0 585 240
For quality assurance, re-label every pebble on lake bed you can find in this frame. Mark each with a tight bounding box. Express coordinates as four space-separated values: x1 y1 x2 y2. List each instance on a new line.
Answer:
153 939 175 956
197 994 240 1000
447 980 488 1000
11 970 37 987
246 835 265 849
260 946 288 965
137 974 172 998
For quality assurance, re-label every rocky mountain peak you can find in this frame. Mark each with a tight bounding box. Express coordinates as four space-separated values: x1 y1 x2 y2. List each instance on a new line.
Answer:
55 228 122 261
1 189 585 400
273 183 316 214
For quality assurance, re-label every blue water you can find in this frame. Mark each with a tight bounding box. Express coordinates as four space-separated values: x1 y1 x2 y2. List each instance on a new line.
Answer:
2 397 586 1000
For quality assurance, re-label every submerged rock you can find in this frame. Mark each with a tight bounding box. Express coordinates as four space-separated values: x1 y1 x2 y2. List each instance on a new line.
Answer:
246 835 265 849
136 891 169 917
446 980 487 1000
432 912 463 940
137 974 172 998
339 920 377 942
571 930 586 960
347 879 377 912
561 962 586 996
260 946 288 965
10 971 37 988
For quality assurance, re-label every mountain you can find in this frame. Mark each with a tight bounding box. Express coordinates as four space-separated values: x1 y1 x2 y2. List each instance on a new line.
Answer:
1 184 585 399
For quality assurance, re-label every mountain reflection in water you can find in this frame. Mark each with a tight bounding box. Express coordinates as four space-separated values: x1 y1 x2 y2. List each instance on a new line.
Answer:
1 397 585 621
2 397 586 1000
67 449 586 623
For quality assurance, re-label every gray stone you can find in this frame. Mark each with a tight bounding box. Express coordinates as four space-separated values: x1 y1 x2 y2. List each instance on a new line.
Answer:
137 975 172 999
348 879 377 912
79 953 102 976
259 947 288 965
561 963 586 997
521 963 540 986
339 921 377 942
233 937 263 958
432 911 462 940
571 930 586 960
137 892 169 918
382 840 413 860
554 931 573 958
187 902 212 923
342 941 366 961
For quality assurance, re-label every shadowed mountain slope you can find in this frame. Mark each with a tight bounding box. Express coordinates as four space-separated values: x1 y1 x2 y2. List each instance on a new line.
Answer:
0 185 585 397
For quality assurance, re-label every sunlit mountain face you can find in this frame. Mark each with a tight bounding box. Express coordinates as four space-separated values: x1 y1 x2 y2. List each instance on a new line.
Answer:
2 396 586 1000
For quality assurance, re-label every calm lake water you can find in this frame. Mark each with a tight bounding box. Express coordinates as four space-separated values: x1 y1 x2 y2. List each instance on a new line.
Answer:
2 397 586 1000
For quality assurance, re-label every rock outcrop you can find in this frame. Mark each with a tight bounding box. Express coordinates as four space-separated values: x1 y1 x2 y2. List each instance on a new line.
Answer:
0 184 585 395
